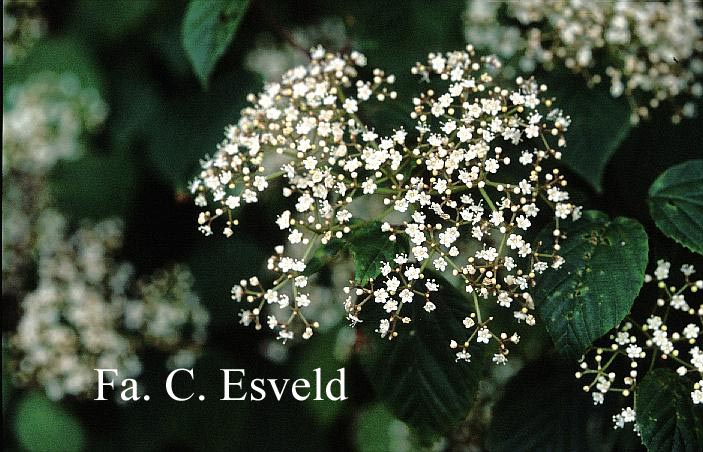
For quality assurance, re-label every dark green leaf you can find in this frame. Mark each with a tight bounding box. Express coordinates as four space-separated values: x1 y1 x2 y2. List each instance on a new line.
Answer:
13 392 87 452
487 358 640 452
636 369 703 452
107 61 162 151
535 210 648 359
546 71 632 192
181 0 250 86
347 221 405 286
360 272 489 434
648 159 703 255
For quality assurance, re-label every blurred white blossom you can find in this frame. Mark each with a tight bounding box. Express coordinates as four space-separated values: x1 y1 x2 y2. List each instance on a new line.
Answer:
11 211 209 400
3 72 209 400
3 72 107 175
464 0 703 123
3 72 106 299
3 0 45 65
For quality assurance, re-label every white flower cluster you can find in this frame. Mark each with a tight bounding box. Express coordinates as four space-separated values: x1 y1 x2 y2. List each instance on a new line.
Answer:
245 17 351 81
2 0 45 65
344 48 576 365
3 72 209 400
192 46 578 364
464 0 703 123
576 260 703 430
11 211 209 400
3 72 107 175
3 73 107 300
11 211 139 400
129 264 210 369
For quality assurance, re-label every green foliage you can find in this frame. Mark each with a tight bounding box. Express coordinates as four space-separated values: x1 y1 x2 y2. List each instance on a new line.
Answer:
355 404 400 452
355 403 432 452
304 220 405 284
339 0 465 94
51 147 138 220
13 392 87 452
2 344 10 414
487 358 639 452
181 0 250 86
4 1 703 450
303 238 347 277
294 327 349 427
360 272 489 434
144 70 257 189
545 71 632 192
70 0 156 42
187 234 268 331
636 369 703 452
535 210 648 359
347 221 406 286
648 159 703 255
3 37 104 92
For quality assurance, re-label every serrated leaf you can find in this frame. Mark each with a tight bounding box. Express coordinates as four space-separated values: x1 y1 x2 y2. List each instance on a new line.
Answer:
347 221 405 286
360 272 489 434
181 0 249 86
13 392 87 452
546 71 632 192
636 369 703 452
535 210 648 359
487 358 639 452
648 159 703 255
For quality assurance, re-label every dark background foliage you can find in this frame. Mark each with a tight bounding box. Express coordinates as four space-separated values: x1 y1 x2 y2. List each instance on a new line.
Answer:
2 0 701 450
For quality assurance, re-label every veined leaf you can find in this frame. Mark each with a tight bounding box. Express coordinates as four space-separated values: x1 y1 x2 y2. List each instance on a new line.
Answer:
360 272 489 434
535 210 648 359
648 159 703 255
636 369 703 452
